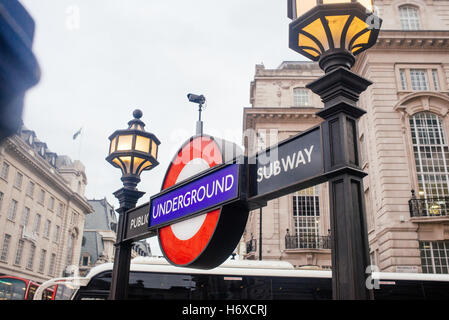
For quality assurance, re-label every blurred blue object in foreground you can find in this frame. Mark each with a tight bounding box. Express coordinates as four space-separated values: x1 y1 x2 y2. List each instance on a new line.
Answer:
0 0 40 141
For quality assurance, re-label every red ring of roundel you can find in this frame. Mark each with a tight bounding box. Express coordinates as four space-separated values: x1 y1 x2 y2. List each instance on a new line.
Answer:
158 136 223 266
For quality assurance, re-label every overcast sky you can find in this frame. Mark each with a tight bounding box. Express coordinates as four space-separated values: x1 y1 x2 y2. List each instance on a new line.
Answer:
20 0 307 254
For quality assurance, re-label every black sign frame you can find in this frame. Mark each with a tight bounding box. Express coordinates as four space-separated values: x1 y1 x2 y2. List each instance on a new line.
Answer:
121 125 334 243
247 124 327 207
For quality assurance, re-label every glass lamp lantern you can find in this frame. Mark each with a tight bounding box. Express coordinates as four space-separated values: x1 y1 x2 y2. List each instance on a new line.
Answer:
106 109 160 188
288 0 381 72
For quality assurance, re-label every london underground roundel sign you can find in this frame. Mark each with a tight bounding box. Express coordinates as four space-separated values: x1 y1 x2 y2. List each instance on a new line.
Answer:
157 135 249 269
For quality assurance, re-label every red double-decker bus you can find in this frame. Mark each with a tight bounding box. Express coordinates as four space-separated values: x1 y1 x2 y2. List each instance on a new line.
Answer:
0 276 56 300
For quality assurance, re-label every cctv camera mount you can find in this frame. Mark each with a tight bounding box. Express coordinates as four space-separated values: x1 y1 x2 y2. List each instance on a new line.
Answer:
187 93 206 136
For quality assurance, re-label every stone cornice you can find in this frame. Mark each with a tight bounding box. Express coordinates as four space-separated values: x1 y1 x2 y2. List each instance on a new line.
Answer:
243 107 322 131
375 30 449 50
3 136 93 213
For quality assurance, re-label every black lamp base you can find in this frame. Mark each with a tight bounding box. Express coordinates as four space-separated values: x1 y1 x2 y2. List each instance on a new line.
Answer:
319 49 356 73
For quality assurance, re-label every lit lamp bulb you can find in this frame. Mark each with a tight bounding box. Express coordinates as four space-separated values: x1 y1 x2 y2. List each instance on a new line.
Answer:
106 109 160 188
288 0 382 72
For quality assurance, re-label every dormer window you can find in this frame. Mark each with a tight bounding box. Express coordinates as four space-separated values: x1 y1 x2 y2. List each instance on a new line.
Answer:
28 135 33 145
40 147 45 156
399 5 420 30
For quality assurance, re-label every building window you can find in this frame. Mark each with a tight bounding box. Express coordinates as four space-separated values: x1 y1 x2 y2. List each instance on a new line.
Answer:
33 214 41 234
27 181 35 198
39 189 45 204
410 69 429 91
38 249 47 273
14 172 23 189
21 207 30 227
397 67 443 92
0 191 3 211
57 203 64 217
419 241 449 274
48 253 56 276
399 5 420 30
54 225 60 243
44 220 51 238
27 244 36 270
399 69 407 90
432 69 440 91
0 234 11 262
81 255 90 267
410 112 449 199
293 88 310 107
8 199 18 221
49 197 55 211
1 162 9 180
14 240 24 266
292 186 320 249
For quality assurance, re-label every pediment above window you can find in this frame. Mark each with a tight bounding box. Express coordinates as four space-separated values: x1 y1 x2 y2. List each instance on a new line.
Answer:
393 92 449 117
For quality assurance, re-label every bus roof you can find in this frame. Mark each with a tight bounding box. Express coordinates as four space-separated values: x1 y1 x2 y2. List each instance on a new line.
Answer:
131 256 296 269
83 257 449 283
85 257 331 279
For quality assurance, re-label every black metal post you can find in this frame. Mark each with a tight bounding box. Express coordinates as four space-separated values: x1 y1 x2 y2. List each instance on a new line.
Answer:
109 186 145 300
307 62 373 300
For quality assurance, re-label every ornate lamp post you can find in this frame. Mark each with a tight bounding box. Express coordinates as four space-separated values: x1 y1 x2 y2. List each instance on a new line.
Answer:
287 0 382 299
106 109 160 300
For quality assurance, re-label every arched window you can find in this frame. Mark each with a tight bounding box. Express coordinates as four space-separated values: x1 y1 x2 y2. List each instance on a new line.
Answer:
410 112 449 199
399 5 420 30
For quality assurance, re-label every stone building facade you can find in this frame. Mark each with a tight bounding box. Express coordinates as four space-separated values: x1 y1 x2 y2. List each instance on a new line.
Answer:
79 198 117 276
242 0 449 273
0 125 92 283
242 62 332 269
79 198 152 276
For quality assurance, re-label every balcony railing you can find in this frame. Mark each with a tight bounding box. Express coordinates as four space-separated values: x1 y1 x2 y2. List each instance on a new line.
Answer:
246 239 257 254
409 196 449 218
285 234 331 250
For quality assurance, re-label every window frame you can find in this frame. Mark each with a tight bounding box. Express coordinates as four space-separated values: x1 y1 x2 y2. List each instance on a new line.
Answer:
27 243 36 270
14 239 25 266
8 199 18 221
395 65 446 93
43 219 51 238
0 234 11 262
291 186 321 249
26 181 35 198
399 5 421 31
419 241 449 274
292 87 310 107
14 172 23 189
33 214 41 234
1 162 9 181
409 112 449 200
